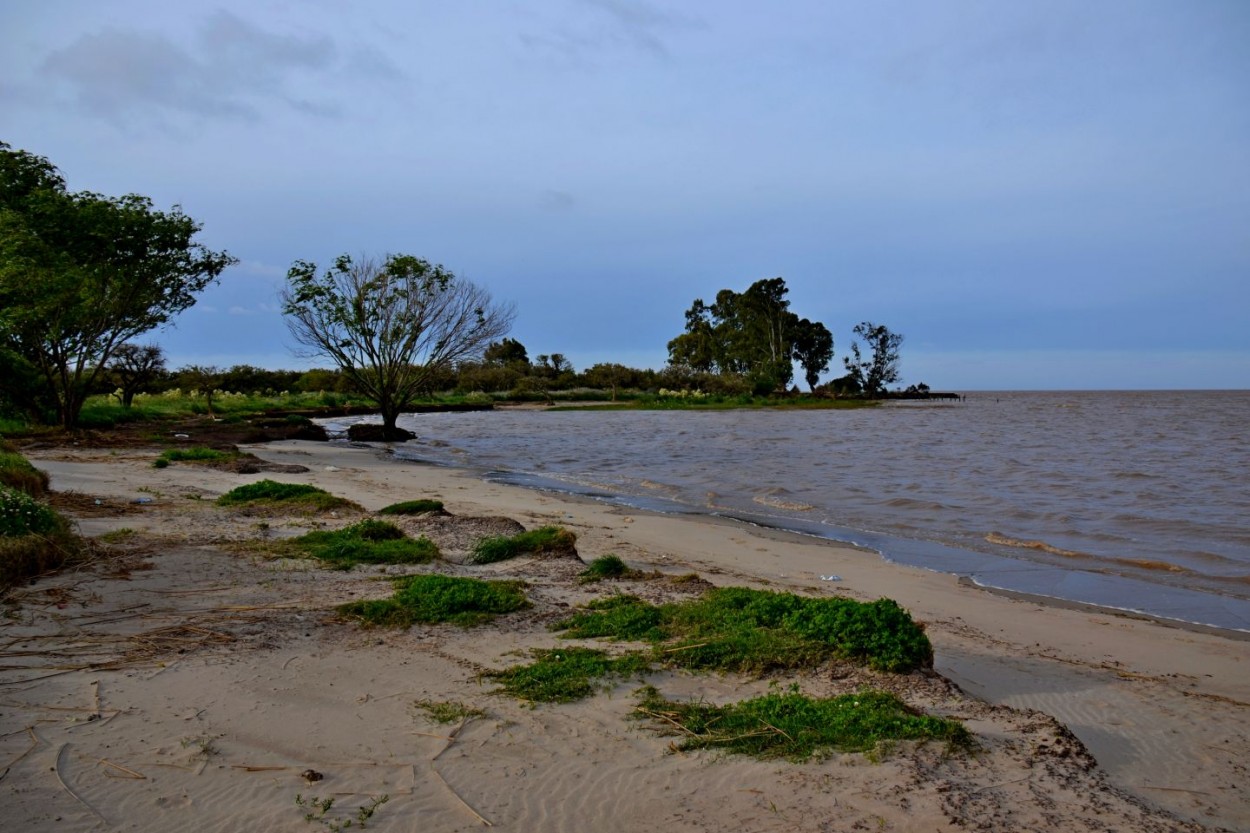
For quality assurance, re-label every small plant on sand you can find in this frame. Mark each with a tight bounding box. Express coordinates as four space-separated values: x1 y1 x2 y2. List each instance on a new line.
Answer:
487 647 652 703
378 499 445 516
413 699 485 724
554 587 933 674
291 519 439 569
578 554 641 583
339 573 529 628
297 793 389 831
156 446 234 465
634 684 972 760
470 525 576 564
216 479 357 513
180 734 219 760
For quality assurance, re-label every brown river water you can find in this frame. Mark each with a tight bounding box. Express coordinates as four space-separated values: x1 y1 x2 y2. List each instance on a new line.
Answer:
329 391 1250 632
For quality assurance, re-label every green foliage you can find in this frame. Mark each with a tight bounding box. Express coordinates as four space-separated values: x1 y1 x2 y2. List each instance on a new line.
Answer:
635 685 971 760
0 484 60 537
339 573 529 628
470 525 576 564
843 321 904 397
554 587 932 674
216 479 356 512
377 499 445 515
0 450 49 497
667 278 835 393
487 647 652 703
578 554 634 583
282 252 514 435
412 699 485 724
297 793 389 831
157 446 232 464
556 594 665 641
0 484 83 590
0 142 236 428
291 520 438 569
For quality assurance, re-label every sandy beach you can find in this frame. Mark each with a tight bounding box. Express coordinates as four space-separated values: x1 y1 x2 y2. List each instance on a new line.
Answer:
2 438 1246 832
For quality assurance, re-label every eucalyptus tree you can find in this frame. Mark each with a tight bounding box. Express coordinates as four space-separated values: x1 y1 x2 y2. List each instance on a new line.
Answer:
0 142 236 427
667 277 834 393
282 253 514 439
843 321 904 397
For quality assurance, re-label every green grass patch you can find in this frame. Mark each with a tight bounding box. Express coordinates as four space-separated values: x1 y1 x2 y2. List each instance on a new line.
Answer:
555 587 933 674
635 685 971 760
0 451 49 498
290 519 438 569
470 525 577 564
156 446 234 465
378 499 445 516
578 554 646 583
487 647 652 703
216 479 357 512
412 699 485 724
339 574 529 628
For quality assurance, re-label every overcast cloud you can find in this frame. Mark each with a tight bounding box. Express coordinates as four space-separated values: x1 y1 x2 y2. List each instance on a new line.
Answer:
3 0 1247 388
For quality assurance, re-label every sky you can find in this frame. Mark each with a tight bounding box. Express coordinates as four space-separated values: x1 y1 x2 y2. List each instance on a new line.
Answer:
3 0 1248 390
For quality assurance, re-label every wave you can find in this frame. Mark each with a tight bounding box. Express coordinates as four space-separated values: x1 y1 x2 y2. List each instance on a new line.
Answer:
753 494 815 512
986 532 1195 576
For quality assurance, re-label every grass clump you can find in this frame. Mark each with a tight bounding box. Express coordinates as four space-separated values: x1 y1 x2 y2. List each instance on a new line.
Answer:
339 574 529 628
555 587 932 674
412 699 485 724
291 519 439 569
635 685 971 760
1 484 85 591
470 525 576 564
156 446 234 466
216 479 356 512
0 448 50 498
487 647 652 703
578 554 642 583
378 499 445 516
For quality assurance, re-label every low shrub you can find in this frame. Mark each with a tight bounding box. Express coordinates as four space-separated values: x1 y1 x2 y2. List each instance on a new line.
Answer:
470 526 577 565
634 685 972 760
578 554 634 583
0 484 84 590
487 647 651 703
554 586 933 674
339 574 529 627
378 499 445 516
291 519 438 569
216 479 356 512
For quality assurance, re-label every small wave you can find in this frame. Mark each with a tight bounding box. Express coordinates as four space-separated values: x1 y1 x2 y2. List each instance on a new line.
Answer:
986 532 1082 557
753 494 815 512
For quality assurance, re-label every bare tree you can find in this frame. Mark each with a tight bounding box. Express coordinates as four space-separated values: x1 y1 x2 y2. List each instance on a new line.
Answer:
282 253 514 439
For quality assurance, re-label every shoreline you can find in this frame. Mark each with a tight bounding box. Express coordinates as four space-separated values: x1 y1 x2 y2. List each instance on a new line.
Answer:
384 442 1250 639
6 438 1248 831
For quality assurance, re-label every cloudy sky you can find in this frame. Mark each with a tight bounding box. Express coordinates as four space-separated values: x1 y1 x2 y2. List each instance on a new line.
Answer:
3 0 1247 389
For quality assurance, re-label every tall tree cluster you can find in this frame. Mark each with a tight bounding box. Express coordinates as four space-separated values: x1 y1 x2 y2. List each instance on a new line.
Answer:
666 278 834 393
0 142 235 427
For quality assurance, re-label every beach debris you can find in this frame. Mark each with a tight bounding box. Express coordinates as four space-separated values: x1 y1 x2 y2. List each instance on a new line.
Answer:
301 768 323 782
820 574 842 581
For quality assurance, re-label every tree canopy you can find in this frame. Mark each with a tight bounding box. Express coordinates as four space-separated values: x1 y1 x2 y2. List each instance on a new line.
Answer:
282 253 514 438
666 278 834 392
0 141 236 427
843 321 904 397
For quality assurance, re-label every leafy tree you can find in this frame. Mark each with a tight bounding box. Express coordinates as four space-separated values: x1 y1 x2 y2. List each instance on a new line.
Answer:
108 343 166 408
843 321 903 397
0 142 235 427
583 362 644 401
282 253 514 439
484 338 529 368
667 277 833 393
791 318 834 392
179 365 224 417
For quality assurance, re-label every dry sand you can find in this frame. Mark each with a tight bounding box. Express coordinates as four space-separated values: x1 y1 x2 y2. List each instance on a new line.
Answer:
2 438 1246 832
